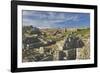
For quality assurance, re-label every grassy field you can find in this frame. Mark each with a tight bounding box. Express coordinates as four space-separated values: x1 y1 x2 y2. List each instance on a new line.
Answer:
22 26 90 62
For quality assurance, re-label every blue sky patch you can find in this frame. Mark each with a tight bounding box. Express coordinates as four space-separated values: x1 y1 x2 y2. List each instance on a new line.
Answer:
22 10 90 29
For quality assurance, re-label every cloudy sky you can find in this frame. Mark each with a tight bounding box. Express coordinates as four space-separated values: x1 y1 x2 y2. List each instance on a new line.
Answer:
22 10 90 29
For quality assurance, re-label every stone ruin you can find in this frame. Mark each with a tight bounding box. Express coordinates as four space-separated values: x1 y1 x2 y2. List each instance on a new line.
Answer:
63 33 85 60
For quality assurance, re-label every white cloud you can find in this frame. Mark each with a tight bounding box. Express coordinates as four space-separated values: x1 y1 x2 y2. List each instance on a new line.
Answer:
23 18 53 29
22 11 80 28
